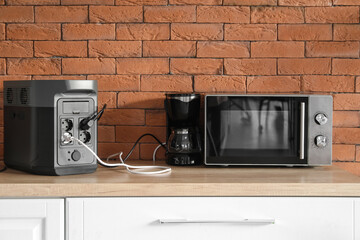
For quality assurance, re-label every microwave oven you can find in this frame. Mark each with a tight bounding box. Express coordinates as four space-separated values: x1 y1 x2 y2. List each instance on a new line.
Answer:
205 95 332 166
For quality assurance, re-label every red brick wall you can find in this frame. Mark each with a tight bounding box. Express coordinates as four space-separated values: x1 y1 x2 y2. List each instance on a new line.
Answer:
0 0 359 172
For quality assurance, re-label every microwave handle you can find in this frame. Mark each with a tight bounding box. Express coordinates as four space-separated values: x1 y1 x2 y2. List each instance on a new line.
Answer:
158 218 275 224
299 102 305 160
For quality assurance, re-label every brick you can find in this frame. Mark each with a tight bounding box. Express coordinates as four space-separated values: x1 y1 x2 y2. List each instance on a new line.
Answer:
0 59 4 75
334 24 360 40
98 126 115 143
333 111 360 127
87 75 140 91
117 92 165 109
356 146 360 162
306 42 359 58
278 24 332 40
197 41 249 58
334 94 360 110
251 41 304 57
194 75 246 92
251 7 304 23
225 24 276 40
170 0 222 5
62 58 115 74
197 6 250 23
35 6 88 23
116 24 169 40
116 0 167 5
333 128 360 144
278 58 331 75
32 75 87 80
171 23 223 40
7 24 61 40
0 127 3 143
171 58 223 75
356 77 360 92
0 75 31 91
34 41 87 57
247 76 300 93
7 58 60 75
224 0 277 5
145 110 166 126
100 109 144 125
333 59 360 75
141 75 193 92
0 6 33 22
279 0 331 6
98 92 117 109
140 143 166 160
63 24 115 40
116 126 165 143
333 145 355 161
0 41 33 57
98 143 139 160
334 0 360 5
61 0 114 5
90 6 142 23
143 41 195 57
224 59 276 75
0 24 4 40
305 7 359 23
144 6 195 23
7 0 59 4
117 58 169 75
303 76 354 92
89 41 141 57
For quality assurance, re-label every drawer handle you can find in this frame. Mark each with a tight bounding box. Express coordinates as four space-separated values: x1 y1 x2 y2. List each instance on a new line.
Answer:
158 218 275 224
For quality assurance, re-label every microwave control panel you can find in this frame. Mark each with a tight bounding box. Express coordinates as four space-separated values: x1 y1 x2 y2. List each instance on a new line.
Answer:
307 95 333 165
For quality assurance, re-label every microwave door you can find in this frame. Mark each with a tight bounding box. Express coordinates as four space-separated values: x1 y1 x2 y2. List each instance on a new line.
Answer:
205 96 307 165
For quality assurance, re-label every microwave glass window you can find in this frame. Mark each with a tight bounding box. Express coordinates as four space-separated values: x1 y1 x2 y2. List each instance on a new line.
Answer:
206 96 307 164
220 109 289 150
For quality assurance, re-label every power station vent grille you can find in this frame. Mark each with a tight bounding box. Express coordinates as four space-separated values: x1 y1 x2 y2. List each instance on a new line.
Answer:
6 88 14 104
20 88 29 105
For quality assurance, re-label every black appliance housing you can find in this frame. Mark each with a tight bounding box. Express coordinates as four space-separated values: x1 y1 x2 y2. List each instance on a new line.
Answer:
4 80 98 175
165 94 202 166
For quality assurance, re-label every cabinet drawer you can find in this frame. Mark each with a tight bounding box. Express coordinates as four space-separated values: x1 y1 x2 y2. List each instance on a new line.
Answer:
67 197 354 240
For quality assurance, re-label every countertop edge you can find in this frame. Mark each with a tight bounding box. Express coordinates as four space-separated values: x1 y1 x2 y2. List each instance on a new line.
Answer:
2 183 360 197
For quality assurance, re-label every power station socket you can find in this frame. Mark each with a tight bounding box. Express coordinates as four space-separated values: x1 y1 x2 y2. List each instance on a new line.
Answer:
79 130 91 144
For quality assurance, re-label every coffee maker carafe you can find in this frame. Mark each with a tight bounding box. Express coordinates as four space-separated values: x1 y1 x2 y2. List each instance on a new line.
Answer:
165 94 202 165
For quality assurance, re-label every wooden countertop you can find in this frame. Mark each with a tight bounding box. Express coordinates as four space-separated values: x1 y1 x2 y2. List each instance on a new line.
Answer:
1 163 360 197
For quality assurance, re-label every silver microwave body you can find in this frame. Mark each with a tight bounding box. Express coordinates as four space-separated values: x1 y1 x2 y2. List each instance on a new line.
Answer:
204 94 333 166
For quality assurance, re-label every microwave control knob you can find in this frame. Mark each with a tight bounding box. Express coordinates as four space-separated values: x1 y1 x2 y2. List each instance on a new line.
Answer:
315 113 328 125
315 135 327 148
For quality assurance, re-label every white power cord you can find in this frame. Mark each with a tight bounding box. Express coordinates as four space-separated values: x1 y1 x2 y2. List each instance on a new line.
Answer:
63 133 171 175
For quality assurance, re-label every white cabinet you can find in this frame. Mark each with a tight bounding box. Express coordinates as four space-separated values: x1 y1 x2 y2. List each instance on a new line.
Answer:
66 197 355 240
0 199 64 240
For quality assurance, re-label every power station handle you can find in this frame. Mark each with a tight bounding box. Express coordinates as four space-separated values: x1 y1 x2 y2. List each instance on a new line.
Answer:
299 102 305 160
158 219 275 224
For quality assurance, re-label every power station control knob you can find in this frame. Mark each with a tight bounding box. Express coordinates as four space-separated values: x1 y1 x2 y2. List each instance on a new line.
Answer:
315 135 327 148
71 150 81 161
315 113 328 125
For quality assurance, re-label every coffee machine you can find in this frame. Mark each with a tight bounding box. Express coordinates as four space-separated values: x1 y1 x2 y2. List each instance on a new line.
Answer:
165 94 202 165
